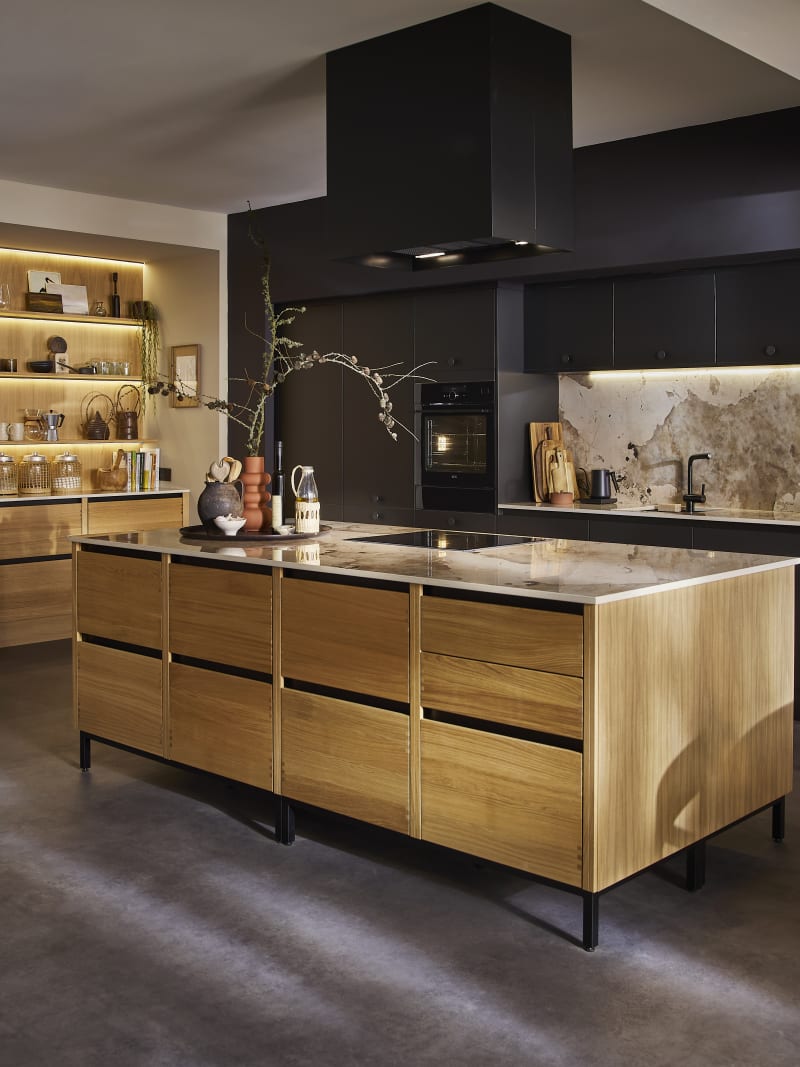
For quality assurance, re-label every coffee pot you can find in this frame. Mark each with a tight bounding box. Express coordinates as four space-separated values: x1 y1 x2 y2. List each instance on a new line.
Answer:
42 411 65 442
589 468 619 502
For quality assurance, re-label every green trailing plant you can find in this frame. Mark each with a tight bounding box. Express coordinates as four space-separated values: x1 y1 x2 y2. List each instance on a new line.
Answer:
149 207 434 456
134 300 160 412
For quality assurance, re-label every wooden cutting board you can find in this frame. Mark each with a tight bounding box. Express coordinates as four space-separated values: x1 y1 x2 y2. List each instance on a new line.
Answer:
530 422 563 502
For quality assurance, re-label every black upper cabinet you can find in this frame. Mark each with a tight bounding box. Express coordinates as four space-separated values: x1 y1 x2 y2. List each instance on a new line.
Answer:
341 294 415 519
414 286 496 381
614 271 716 369
524 281 613 372
278 301 344 520
716 261 800 365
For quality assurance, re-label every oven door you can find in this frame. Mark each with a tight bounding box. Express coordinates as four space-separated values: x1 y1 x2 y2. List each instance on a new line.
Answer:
421 407 494 489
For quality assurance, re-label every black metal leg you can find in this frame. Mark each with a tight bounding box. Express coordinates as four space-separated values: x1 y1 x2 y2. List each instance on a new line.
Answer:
79 732 91 772
772 797 786 842
686 840 706 892
582 892 598 951
275 796 295 845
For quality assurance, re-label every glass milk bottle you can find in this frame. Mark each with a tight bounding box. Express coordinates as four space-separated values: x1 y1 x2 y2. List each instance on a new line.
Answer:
291 464 320 534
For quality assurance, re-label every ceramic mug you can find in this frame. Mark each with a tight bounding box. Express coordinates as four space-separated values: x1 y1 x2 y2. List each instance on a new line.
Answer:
8 423 25 442
0 423 8 441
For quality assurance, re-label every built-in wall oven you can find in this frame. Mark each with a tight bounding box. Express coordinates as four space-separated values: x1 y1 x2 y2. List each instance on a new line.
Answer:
416 381 495 513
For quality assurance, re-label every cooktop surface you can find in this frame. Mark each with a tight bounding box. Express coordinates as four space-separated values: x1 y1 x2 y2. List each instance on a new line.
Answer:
347 530 530 551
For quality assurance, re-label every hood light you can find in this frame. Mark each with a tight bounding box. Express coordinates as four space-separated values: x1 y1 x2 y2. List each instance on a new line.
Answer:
415 251 446 259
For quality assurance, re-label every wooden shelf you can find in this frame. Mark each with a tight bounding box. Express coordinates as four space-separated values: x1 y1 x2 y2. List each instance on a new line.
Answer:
0 439 156 447
0 309 139 327
0 372 140 381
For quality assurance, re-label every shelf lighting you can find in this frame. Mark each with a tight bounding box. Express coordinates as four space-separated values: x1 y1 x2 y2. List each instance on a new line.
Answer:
0 247 143 266
415 251 446 259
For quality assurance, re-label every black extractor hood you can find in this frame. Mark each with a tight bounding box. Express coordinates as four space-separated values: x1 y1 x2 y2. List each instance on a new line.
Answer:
325 3 573 270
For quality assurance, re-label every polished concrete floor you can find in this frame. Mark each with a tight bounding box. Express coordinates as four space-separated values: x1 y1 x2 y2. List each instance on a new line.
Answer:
1 640 799 1067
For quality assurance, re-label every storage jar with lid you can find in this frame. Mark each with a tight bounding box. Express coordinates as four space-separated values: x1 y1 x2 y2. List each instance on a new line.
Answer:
18 452 51 495
0 451 17 496
52 451 82 494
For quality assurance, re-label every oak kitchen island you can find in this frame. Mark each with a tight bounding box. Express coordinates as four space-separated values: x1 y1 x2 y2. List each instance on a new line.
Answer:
71 522 796 949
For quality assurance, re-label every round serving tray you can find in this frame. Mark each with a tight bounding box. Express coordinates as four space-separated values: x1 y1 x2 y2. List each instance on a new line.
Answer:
179 523 332 543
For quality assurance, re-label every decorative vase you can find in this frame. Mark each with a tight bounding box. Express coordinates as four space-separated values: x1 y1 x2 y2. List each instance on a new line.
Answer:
240 455 272 532
197 480 244 530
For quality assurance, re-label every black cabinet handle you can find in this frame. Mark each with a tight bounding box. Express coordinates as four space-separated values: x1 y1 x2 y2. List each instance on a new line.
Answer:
655 349 667 361
447 517 456 527
560 353 573 365
372 512 383 521
764 344 777 358
372 494 383 503
447 357 457 367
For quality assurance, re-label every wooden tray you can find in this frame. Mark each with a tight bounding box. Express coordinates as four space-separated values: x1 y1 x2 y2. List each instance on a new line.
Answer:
180 524 332 543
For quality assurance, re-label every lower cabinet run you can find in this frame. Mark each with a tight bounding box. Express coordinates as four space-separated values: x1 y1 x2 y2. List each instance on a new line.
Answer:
72 543 794 952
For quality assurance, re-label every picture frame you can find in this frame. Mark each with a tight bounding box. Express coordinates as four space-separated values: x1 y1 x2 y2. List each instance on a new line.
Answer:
170 344 200 407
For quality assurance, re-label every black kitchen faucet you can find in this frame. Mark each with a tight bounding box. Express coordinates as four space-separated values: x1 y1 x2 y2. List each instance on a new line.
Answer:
683 452 712 514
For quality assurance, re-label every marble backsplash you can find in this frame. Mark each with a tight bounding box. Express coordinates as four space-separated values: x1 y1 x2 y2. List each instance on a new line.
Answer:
559 368 800 512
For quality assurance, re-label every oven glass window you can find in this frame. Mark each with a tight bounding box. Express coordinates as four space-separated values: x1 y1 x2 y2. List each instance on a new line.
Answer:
424 413 488 474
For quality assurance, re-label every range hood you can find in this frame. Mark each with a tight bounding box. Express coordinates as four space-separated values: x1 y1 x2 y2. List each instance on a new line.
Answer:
325 3 573 270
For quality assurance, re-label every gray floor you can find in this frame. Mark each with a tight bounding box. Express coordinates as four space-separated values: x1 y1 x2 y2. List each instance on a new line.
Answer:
1 641 799 1067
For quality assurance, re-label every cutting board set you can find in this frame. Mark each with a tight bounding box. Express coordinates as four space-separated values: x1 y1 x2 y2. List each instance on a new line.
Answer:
529 422 579 503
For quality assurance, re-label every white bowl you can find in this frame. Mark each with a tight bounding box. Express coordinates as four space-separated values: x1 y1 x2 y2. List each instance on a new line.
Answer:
213 514 246 536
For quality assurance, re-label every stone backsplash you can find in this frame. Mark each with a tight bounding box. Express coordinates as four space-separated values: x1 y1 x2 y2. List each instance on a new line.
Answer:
559 368 800 512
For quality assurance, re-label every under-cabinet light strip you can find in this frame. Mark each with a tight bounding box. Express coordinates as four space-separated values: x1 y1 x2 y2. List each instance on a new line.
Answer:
0 247 143 266
586 364 800 381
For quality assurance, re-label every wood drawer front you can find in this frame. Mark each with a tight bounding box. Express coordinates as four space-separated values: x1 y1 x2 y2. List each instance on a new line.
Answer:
87 496 184 535
0 558 72 647
282 580 409 701
422 653 583 739
0 502 82 559
421 719 582 885
422 596 583 677
77 643 163 755
281 689 409 834
170 563 272 673
76 551 161 648
169 662 272 789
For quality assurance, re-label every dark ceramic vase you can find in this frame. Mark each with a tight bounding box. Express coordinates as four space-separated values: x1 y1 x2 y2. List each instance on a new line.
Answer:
197 480 244 529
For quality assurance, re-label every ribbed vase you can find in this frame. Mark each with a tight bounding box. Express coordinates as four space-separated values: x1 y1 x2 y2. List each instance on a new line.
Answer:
240 456 272 532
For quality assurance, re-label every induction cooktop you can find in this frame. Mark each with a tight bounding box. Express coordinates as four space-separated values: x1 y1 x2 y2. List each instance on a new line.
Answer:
348 529 530 551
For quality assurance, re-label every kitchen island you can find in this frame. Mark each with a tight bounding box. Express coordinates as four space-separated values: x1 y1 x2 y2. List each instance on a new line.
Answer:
71 522 796 949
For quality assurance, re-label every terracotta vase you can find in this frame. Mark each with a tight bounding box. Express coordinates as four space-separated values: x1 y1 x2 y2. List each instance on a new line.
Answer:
240 455 272 532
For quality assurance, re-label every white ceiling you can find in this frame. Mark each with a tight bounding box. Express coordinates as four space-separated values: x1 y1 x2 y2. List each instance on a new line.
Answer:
1 0 799 214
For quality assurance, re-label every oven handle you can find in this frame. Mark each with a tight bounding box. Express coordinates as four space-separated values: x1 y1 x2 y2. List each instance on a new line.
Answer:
420 404 493 413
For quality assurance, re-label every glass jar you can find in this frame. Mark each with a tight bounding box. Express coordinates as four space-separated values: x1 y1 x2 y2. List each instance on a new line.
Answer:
18 452 51 495
0 452 17 496
52 452 82 494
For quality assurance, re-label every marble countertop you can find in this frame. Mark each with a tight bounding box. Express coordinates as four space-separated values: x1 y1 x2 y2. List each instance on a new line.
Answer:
70 521 798 606
500 501 800 527
0 484 189 505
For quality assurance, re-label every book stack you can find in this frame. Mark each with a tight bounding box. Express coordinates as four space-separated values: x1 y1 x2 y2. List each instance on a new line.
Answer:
113 447 160 491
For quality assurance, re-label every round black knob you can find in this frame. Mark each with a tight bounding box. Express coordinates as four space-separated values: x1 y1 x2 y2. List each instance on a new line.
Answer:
764 344 777 358
372 494 383 503
372 512 382 521
447 357 456 367
560 353 573 365
447 517 456 527
655 349 667 361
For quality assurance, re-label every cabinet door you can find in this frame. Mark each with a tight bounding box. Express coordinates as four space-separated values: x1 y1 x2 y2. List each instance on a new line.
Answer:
414 286 496 381
524 281 613 372
86 495 185 535
0 502 81 559
342 294 414 515
278 301 344 520
588 516 692 549
497 510 589 540
76 643 163 755
0 558 72 647
413 508 497 533
421 719 582 885
76 549 162 648
614 272 715 369
716 262 800 365
281 689 409 834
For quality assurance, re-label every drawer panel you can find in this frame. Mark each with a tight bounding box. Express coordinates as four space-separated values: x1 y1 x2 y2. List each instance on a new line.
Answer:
0 502 82 559
0 558 72 647
422 596 583 677
170 562 272 673
76 643 162 755
422 652 582 739
87 496 184 535
76 550 161 648
282 579 409 701
421 719 582 885
169 662 272 789
281 689 409 834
